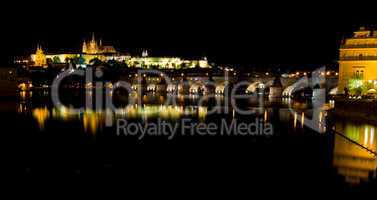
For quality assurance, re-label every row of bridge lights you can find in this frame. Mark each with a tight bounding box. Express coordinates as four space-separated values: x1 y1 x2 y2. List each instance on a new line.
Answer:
110 70 340 79
243 71 339 78
121 71 340 81
128 73 187 78
288 71 338 78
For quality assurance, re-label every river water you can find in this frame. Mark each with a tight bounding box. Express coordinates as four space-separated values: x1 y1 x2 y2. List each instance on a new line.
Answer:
1 90 376 194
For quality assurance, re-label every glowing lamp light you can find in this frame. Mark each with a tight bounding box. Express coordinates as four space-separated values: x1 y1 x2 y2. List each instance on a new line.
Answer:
18 83 27 91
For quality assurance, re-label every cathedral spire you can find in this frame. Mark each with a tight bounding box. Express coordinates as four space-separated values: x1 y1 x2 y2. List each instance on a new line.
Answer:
85 32 99 54
91 32 95 42
82 40 87 53
34 44 47 67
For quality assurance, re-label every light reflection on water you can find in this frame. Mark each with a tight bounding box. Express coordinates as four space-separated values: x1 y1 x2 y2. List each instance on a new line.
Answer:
32 107 50 129
25 104 209 134
18 92 332 135
334 121 377 185
15 91 377 186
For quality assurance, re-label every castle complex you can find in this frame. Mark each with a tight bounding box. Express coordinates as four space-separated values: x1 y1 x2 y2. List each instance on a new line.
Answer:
82 33 116 55
26 33 210 69
33 45 47 67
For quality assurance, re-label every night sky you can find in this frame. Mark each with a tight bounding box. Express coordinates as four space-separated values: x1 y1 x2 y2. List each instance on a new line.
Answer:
1 2 376 68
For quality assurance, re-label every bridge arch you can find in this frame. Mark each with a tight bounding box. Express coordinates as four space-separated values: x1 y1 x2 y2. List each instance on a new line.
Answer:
147 84 156 92
282 77 309 97
245 80 275 94
245 82 263 94
167 83 178 93
215 82 226 94
189 81 207 94
329 87 338 95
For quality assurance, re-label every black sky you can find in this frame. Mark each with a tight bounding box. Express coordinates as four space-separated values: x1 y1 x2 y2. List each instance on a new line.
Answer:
1 2 376 67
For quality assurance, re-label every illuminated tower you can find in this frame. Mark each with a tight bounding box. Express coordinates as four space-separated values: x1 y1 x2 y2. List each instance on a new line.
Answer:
82 33 99 54
339 27 377 94
82 40 87 53
142 50 148 57
33 45 47 67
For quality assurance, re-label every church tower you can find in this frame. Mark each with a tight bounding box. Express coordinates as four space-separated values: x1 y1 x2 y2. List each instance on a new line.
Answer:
82 33 99 54
33 45 47 67
82 40 87 53
142 50 148 57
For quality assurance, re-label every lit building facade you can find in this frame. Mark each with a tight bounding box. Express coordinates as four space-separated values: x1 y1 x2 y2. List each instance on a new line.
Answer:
339 27 377 93
127 56 209 69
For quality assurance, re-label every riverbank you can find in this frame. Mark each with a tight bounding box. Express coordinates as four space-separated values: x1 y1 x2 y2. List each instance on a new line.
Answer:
334 98 377 124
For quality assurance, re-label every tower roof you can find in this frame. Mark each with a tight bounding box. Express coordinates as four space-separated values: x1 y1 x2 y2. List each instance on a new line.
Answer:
91 32 96 42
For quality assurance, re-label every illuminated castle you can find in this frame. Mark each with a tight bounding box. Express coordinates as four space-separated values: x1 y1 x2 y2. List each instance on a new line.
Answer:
82 33 116 54
26 33 210 69
33 45 47 67
339 27 377 93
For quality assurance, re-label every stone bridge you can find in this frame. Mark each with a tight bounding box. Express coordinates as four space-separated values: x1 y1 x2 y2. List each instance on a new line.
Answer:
121 72 338 97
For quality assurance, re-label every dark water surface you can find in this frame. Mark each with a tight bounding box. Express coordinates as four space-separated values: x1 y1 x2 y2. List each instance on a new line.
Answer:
1 91 376 194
